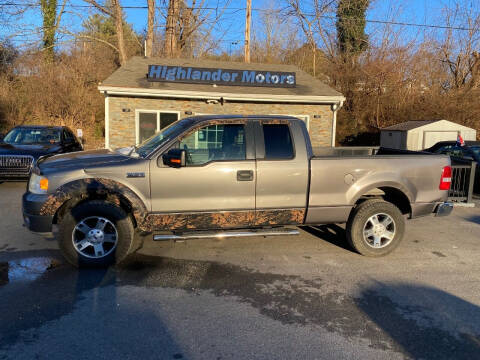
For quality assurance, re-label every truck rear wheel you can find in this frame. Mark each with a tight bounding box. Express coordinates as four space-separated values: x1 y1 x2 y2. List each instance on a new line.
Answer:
346 199 405 257
57 200 134 267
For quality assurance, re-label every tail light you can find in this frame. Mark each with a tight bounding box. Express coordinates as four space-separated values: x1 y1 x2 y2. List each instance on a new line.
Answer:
439 166 452 190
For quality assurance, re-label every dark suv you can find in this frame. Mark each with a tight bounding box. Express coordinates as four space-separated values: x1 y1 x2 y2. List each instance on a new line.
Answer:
0 126 83 180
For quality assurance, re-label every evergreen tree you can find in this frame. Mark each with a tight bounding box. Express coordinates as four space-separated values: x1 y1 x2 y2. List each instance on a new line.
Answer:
40 0 57 61
336 0 369 58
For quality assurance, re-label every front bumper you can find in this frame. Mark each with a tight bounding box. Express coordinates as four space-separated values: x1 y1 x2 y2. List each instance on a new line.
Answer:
434 202 454 217
22 192 53 232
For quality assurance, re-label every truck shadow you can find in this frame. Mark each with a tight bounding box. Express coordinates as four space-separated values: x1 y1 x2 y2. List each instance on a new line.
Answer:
355 282 480 359
1 250 479 359
0 249 185 359
300 224 355 253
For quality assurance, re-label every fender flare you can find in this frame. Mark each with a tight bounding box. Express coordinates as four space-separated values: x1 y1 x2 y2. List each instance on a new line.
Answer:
349 181 414 205
39 178 149 229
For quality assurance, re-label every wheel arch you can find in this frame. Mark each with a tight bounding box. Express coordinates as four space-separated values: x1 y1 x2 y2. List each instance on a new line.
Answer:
41 178 148 228
352 185 412 216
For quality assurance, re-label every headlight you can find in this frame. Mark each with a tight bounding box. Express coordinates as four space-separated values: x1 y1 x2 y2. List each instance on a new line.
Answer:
29 173 49 194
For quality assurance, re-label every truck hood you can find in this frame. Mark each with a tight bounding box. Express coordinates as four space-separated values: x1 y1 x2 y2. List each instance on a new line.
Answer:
39 149 131 174
0 143 61 158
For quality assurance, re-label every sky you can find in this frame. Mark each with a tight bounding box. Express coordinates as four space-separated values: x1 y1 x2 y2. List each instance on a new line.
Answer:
0 0 478 53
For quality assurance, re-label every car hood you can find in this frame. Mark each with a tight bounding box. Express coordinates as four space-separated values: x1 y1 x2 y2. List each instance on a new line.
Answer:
39 149 131 174
0 143 60 157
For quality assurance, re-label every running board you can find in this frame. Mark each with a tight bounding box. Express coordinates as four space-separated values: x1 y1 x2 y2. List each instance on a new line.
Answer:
153 228 300 241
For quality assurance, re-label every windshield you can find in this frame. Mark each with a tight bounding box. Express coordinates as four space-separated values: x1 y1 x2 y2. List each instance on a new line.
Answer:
134 118 194 158
3 128 61 145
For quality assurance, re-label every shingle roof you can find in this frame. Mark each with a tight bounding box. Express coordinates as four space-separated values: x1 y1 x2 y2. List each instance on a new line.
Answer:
99 56 344 99
382 120 440 131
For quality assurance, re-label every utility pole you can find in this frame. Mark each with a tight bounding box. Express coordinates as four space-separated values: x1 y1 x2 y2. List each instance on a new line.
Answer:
244 0 251 63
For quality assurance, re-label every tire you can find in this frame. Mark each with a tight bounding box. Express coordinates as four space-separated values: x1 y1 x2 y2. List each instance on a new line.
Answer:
57 200 135 267
346 199 405 257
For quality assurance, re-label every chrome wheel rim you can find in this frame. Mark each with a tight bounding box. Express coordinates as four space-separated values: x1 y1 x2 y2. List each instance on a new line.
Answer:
363 213 396 249
72 216 118 259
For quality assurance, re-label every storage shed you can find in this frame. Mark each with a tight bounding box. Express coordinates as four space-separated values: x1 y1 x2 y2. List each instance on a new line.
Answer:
380 120 477 150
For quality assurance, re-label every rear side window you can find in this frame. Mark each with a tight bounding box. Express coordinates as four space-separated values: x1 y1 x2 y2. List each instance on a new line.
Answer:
263 124 294 159
63 130 75 141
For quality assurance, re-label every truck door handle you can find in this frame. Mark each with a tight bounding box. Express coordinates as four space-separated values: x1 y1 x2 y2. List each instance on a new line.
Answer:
237 170 254 181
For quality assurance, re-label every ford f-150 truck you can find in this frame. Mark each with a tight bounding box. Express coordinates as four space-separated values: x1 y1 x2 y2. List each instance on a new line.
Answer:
22 115 453 267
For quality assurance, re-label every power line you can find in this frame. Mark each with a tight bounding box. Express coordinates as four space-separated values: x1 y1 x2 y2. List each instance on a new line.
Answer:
0 2 476 32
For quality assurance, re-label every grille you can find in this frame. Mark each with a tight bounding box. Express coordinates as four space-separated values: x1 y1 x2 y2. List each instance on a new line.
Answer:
0 155 34 177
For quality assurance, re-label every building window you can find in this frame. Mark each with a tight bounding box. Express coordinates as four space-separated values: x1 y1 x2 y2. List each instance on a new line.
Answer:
136 110 180 144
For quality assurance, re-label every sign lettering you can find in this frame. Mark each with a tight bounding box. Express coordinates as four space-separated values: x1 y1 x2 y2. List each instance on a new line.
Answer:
147 65 296 88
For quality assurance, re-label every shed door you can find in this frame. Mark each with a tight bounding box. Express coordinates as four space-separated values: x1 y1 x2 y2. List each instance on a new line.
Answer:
422 131 458 149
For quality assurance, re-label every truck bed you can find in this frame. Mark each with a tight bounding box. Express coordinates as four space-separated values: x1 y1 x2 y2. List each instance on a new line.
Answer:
312 146 434 157
306 147 450 224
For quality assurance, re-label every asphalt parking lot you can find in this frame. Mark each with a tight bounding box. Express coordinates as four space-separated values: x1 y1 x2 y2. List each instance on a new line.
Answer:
0 182 479 360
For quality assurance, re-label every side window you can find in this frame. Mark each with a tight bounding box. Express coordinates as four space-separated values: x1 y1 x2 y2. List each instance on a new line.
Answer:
436 145 453 154
179 124 246 165
263 124 294 159
63 130 74 142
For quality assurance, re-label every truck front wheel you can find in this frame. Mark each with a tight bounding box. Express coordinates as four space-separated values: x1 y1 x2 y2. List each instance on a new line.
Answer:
57 200 134 267
346 199 405 257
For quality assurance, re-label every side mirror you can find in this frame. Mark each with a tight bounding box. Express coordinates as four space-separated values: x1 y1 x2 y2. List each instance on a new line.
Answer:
0 134 4 142
162 148 186 168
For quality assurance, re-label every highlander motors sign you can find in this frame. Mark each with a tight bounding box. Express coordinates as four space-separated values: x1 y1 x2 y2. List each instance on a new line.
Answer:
147 65 296 88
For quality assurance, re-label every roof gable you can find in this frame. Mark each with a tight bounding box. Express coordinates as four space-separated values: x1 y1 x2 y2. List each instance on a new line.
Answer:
382 120 440 131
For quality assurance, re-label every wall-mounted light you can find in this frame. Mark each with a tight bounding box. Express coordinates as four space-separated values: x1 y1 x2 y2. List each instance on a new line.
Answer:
331 103 339 112
313 115 322 119
185 111 193 115
122 108 131 112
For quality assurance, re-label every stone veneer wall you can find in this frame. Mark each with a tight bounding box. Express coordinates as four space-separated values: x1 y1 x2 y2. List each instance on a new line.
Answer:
108 96 334 148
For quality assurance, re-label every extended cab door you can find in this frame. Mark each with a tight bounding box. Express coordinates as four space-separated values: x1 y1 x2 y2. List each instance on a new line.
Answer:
149 120 256 230
254 119 310 226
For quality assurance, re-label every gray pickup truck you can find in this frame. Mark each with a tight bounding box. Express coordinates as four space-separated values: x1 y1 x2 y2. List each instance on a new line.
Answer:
22 115 453 267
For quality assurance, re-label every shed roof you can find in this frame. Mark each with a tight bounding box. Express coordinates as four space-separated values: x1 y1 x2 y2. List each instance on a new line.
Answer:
99 57 345 103
382 120 440 131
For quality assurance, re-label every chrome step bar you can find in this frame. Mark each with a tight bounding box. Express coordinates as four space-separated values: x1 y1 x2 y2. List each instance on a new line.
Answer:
153 228 299 241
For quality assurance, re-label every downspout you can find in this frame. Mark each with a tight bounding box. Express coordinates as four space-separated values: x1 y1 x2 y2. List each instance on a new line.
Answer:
104 93 110 149
331 101 344 147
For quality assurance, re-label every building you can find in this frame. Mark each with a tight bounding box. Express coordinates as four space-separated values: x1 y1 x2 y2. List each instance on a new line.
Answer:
98 57 345 149
380 120 477 150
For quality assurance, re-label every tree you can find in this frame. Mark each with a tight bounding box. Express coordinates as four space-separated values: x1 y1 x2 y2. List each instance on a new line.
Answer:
164 0 179 57
83 0 128 65
162 0 232 58
39 0 67 61
0 40 18 74
438 2 480 91
79 12 141 65
336 0 369 59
